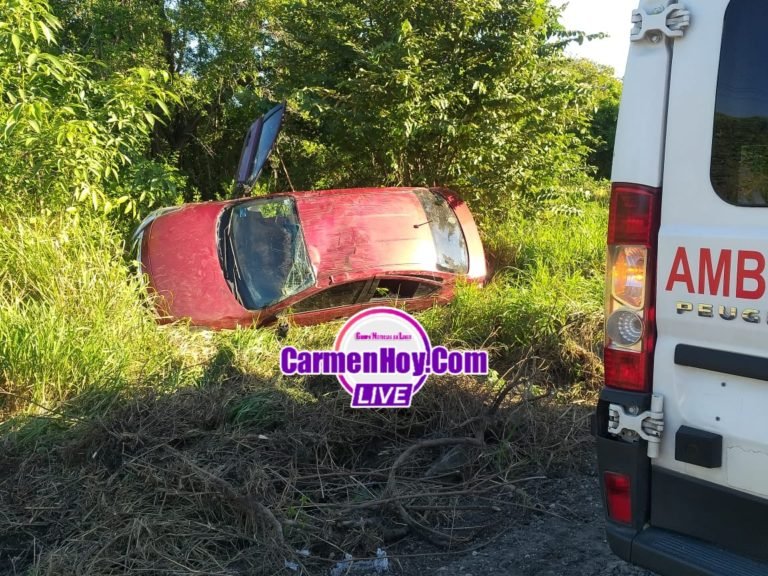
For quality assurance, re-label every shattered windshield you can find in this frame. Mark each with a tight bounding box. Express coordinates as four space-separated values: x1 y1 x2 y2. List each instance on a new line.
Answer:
220 197 315 310
414 190 469 274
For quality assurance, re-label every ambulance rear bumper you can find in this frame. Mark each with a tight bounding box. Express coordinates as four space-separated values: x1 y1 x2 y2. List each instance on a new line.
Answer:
607 524 768 576
596 388 768 575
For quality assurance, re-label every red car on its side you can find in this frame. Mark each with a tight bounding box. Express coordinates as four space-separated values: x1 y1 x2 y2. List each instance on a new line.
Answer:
133 105 486 329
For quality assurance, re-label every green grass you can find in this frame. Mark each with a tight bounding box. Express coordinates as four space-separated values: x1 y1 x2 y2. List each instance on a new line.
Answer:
0 190 610 574
0 189 608 431
0 213 204 422
422 195 607 369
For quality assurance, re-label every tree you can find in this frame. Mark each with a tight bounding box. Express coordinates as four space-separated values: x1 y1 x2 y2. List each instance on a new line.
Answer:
265 0 610 216
40 0 621 215
50 0 279 199
0 0 180 217
579 60 621 180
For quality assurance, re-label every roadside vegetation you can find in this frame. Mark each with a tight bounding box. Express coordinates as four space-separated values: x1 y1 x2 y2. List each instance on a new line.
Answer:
0 0 619 573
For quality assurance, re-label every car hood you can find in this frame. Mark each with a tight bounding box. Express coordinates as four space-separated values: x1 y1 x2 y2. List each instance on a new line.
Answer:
295 188 439 278
140 202 248 326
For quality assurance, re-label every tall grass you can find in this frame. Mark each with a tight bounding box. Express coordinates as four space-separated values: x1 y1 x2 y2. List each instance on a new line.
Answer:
0 190 610 576
0 213 198 418
0 189 608 426
421 193 607 377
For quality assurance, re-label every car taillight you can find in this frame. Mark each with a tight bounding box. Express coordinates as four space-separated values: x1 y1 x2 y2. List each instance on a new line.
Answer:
604 184 661 392
604 472 632 524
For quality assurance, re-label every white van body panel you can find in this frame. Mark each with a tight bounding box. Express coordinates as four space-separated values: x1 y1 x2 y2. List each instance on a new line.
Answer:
611 0 674 188
654 0 768 499
599 1 768 572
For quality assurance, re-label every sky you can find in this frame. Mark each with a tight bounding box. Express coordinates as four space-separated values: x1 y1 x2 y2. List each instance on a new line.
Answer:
558 0 639 77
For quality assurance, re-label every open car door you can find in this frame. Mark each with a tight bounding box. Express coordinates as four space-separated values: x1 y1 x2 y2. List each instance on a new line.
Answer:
234 102 286 194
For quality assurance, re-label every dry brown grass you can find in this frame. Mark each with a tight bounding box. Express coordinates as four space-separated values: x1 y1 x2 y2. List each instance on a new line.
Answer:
0 349 598 576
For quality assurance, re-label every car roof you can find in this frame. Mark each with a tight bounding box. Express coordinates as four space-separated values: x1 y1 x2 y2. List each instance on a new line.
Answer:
293 187 444 278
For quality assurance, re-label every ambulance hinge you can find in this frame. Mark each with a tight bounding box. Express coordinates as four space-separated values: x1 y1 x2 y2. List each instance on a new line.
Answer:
631 3 691 43
608 394 665 459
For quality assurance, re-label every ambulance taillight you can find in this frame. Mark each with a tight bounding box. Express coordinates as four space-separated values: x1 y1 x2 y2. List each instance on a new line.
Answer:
604 184 661 392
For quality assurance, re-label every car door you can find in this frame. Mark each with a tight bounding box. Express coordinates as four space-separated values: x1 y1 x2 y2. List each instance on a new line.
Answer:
653 0 768 558
287 280 373 326
234 102 285 193
369 275 443 313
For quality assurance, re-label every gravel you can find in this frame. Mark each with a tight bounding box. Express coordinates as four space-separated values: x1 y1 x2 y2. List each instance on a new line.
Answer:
395 474 657 576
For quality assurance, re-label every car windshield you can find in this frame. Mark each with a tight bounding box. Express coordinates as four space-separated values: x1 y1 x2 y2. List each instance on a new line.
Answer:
414 190 469 274
220 197 315 310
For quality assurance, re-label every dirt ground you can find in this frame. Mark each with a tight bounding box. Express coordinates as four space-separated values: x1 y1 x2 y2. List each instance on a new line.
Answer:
387 475 656 576
0 379 656 576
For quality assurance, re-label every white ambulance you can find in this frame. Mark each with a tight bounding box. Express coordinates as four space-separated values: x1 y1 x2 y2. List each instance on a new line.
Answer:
596 1 768 574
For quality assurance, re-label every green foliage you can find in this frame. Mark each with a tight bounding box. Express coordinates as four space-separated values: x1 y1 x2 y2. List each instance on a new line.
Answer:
0 193 608 427
0 0 616 426
45 0 619 213
0 0 181 217
579 60 622 180
50 0 280 199
229 389 286 429
266 0 614 216
420 192 607 373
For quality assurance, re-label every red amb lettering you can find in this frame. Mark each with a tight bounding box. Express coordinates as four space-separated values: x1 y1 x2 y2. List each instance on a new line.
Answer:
665 247 694 293
699 248 731 297
736 250 765 300
666 247 766 300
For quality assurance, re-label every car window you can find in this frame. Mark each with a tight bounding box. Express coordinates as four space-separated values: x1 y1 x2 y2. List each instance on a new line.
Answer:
711 0 768 206
371 278 438 300
414 190 469 273
236 103 285 187
291 281 369 313
251 105 284 183
223 197 315 310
